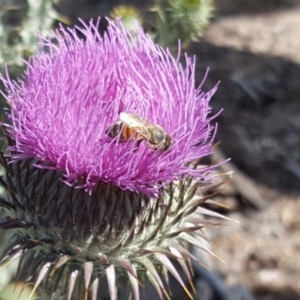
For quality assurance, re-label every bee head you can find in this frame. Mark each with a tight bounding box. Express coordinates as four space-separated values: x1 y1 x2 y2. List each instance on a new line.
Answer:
152 129 172 151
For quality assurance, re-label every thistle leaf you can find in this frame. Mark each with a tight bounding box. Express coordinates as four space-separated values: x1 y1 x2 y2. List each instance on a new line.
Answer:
67 270 78 300
155 253 193 299
106 265 117 300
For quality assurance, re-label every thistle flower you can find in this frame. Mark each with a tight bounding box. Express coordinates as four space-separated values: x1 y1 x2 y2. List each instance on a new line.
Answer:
0 18 226 300
2 19 217 196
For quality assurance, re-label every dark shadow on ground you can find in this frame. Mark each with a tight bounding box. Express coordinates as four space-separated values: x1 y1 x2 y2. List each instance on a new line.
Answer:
214 0 300 17
191 41 300 195
56 0 300 21
253 287 300 300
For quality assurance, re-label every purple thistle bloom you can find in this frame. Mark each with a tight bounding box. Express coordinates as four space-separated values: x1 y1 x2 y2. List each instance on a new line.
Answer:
1 18 218 195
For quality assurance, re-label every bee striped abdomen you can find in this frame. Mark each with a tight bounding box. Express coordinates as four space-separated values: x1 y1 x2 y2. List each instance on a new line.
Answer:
106 121 142 141
120 125 141 141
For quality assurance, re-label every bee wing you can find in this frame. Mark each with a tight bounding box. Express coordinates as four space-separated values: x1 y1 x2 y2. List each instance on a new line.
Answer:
119 112 153 141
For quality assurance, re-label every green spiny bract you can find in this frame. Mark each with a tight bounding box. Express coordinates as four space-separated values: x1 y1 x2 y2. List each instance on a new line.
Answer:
0 0 67 73
154 0 214 50
0 142 224 300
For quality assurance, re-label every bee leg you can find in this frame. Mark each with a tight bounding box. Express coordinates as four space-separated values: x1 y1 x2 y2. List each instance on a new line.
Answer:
147 141 158 151
132 139 143 152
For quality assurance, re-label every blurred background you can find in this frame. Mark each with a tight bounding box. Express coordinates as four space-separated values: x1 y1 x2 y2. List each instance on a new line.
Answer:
0 0 299 299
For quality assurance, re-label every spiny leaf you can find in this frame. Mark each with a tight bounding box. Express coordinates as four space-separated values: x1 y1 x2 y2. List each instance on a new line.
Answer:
50 255 70 276
196 206 239 223
29 262 51 300
146 271 164 300
67 269 78 300
141 247 182 260
106 265 117 300
90 277 99 300
1 250 23 270
179 233 224 262
155 253 193 299
164 224 205 239
168 241 200 263
83 261 94 298
170 247 195 293
127 266 139 300
139 257 169 299
119 258 140 283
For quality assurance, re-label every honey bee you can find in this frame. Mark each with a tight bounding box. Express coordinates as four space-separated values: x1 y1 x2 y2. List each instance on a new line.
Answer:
106 112 172 151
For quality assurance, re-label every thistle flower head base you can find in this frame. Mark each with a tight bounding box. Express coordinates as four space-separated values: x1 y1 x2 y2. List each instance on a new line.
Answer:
0 146 227 299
